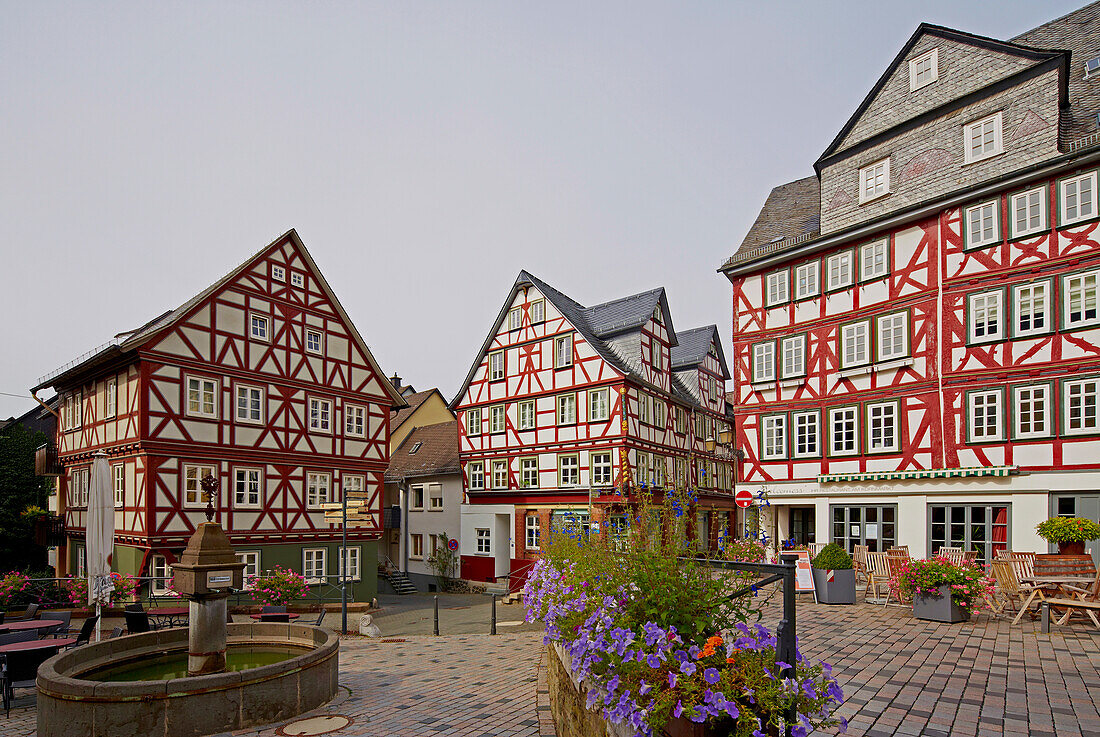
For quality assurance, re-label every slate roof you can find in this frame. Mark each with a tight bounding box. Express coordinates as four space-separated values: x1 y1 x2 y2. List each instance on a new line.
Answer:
450 270 727 409
384 421 460 482
671 325 730 379
390 389 443 432
720 5 1098 275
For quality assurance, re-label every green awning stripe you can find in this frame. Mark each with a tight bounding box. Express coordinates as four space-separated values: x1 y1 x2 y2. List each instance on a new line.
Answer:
817 466 1017 483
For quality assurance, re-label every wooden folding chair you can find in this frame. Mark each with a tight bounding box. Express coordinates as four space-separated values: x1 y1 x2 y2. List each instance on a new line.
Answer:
807 542 826 559
936 546 961 560
885 552 910 605
961 551 979 567
865 552 892 605
888 545 909 557
853 544 869 582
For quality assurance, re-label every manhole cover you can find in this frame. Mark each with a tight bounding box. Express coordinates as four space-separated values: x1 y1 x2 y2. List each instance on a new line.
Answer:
277 715 354 736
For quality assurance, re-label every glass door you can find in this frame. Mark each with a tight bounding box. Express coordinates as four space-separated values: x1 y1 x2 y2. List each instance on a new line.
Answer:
928 504 1009 565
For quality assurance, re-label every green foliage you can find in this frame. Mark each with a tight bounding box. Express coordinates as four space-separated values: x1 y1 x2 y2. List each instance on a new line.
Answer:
895 558 994 609
426 532 459 588
811 543 852 570
1036 516 1100 543
0 571 30 609
0 424 52 570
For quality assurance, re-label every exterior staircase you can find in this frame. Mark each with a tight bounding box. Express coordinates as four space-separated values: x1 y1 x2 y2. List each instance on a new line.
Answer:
385 569 419 595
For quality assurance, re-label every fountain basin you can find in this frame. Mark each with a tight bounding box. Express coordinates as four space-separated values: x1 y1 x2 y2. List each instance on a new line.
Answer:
36 623 338 737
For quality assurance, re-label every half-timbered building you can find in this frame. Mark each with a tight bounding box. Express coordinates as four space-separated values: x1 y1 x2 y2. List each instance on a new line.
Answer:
721 3 1100 564
32 229 405 597
452 270 736 585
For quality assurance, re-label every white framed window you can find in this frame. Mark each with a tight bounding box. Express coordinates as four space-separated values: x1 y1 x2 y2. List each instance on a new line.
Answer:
876 312 909 361
557 393 576 425
150 554 168 595
1065 378 1100 435
518 400 536 430
909 48 938 90
344 404 366 437
70 467 89 507
793 411 820 458
465 409 482 436
235 385 263 423
826 251 854 290
780 335 806 379
410 485 424 510
236 551 261 586
183 464 216 508
635 452 648 485
859 158 890 203
305 328 323 354
652 344 663 371
1014 384 1051 439
554 334 574 368
860 239 889 281
489 404 506 434
309 398 332 432
638 393 650 424
488 350 504 381
508 307 522 331
829 407 859 456
968 390 1003 442
1010 187 1047 239
795 262 819 299
290 272 305 288
765 270 790 306
520 457 539 488
591 452 613 485
752 342 776 383
965 200 1000 249
343 474 364 499
963 112 1003 164
113 463 125 507
249 314 270 341
410 534 424 559
589 388 610 422
529 300 545 323
652 305 662 324
968 291 1004 343
303 548 326 583
105 378 117 419
525 514 540 551
476 528 491 555
187 377 218 418
1061 171 1098 225
272 264 286 281
558 455 579 486
653 399 665 426
867 402 899 453
708 377 717 402
467 461 484 490
760 415 787 460
840 321 870 368
1014 282 1050 337
234 467 262 507
675 406 686 434
430 534 441 558
306 472 330 507
338 547 361 581
1065 270 1100 328
491 459 509 489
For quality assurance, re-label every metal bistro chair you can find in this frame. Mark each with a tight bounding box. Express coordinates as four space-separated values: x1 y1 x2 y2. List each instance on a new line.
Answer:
260 605 287 614
0 633 36 647
124 609 153 635
864 552 893 605
6 604 38 623
65 616 98 650
259 613 290 623
40 611 72 639
2 648 52 717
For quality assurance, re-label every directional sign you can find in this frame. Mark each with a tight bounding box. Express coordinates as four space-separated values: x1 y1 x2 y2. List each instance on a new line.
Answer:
735 489 754 508
447 538 459 552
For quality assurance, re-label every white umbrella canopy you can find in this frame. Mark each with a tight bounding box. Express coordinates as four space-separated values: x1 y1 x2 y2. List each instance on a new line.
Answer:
86 452 115 613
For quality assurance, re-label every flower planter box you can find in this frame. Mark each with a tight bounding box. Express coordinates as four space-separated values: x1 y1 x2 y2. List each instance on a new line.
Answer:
811 568 855 605
913 585 970 623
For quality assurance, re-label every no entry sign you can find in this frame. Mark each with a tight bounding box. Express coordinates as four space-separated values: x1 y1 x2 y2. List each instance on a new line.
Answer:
735 489 754 508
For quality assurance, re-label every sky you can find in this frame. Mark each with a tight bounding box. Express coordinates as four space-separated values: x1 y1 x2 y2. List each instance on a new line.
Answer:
0 0 1084 419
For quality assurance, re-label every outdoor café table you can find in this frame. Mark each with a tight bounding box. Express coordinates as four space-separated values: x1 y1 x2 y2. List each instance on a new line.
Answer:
0 637 76 654
0 619 65 634
249 613 301 621
1017 576 1096 619
149 607 189 628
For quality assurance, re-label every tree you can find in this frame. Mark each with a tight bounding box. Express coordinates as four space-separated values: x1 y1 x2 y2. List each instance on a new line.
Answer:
0 423 52 571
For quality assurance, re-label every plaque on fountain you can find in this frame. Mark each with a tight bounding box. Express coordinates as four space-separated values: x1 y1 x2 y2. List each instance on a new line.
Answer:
172 523 246 598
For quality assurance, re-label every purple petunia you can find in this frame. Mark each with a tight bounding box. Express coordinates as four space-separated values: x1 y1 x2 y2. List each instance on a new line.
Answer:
703 667 720 685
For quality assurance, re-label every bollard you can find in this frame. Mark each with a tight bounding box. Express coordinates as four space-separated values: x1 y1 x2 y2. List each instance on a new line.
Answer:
1041 601 1050 634
433 595 439 636
491 594 497 635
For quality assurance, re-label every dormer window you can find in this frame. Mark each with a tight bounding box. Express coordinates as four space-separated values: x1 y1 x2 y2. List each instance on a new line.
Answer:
963 113 1003 164
859 158 890 204
908 49 938 91
652 306 662 324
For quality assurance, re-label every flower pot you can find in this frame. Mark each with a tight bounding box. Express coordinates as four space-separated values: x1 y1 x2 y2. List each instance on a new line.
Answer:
811 568 856 604
1058 541 1087 555
913 585 970 623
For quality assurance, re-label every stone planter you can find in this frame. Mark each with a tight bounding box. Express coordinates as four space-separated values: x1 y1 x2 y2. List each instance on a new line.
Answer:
913 585 970 623
1057 541 1087 555
811 568 856 604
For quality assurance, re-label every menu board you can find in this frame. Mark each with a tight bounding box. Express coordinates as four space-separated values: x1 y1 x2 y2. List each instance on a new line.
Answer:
793 550 815 599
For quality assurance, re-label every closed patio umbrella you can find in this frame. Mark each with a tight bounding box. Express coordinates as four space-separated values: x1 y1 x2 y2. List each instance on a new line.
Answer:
87 451 115 642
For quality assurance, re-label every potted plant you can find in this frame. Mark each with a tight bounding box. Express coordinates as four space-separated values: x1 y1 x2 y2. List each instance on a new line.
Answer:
251 566 310 608
896 558 992 623
810 543 856 604
1036 517 1100 555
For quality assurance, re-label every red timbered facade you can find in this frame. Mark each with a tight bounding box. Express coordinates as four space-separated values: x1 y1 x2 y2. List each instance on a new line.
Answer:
721 6 1100 563
452 271 736 585
34 229 404 594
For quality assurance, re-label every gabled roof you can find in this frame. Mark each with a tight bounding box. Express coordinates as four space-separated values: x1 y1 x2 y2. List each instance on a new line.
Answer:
671 325 730 380
815 22 1068 169
384 421 460 482
585 287 676 342
719 176 820 272
390 388 448 432
33 229 407 408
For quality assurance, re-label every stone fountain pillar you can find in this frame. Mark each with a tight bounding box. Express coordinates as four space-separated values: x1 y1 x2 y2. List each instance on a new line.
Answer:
171 476 245 676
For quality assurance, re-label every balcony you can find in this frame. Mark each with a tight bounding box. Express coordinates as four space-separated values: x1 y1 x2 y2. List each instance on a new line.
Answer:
35 443 61 476
34 516 66 547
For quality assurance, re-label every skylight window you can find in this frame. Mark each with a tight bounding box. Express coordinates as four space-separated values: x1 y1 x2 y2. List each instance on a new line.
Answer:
409 442 422 454
1086 56 1100 79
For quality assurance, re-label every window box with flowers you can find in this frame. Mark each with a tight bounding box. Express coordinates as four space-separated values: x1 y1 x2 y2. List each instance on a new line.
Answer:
895 558 994 624
1036 517 1100 555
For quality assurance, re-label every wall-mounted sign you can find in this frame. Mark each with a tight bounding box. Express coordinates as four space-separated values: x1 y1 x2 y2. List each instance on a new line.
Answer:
207 571 233 587
447 538 459 552
850 524 861 537
865 524 879 540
